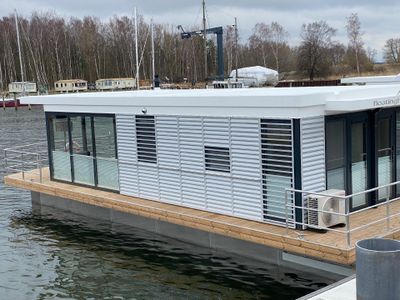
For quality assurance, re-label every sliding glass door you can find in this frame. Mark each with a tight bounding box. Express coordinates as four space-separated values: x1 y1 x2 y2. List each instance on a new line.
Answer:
326 109 400 211
70 116 95 186
326 113 370 211
48 113 119 191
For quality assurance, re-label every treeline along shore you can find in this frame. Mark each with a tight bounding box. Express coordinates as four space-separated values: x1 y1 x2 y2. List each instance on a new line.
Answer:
0 11 400 91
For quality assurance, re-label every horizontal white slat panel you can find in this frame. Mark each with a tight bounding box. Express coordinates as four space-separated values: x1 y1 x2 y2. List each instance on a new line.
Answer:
117 114 264 223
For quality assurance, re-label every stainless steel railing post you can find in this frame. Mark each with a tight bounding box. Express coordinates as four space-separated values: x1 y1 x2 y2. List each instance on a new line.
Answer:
386 185 390 232
285 189 289 236
21 152 25 180
346 196 351 248
38 153 42 183
4 150 7 174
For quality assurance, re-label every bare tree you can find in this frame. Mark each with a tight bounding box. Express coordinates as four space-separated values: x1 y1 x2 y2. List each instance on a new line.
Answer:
298 21 336 80
249 23 270 67
269 22 288 72
346 13 364 74
383 38 400 64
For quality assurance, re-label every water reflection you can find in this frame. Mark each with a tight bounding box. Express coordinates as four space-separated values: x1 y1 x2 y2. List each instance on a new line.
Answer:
10 208 328 299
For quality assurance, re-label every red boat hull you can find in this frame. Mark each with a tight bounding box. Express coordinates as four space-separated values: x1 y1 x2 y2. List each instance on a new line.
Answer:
0 99 29 108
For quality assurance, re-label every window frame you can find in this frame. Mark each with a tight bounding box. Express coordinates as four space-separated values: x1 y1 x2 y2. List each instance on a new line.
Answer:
204 145 231 173
135 115 157 164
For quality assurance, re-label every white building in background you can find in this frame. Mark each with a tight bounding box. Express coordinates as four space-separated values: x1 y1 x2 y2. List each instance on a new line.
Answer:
95 78 136 91
229 66 279 87
55 79 87 93
8 82 37 94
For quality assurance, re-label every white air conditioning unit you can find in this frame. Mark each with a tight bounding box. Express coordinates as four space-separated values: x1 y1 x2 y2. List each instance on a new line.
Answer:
307 189 346 229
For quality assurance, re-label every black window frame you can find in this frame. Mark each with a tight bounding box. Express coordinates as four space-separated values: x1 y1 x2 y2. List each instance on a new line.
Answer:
46 112 118 193
135 115 157 164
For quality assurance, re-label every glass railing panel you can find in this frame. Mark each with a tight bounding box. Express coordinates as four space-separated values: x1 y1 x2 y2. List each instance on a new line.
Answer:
96 157 119 191
52 150 71 181
73 154 95 186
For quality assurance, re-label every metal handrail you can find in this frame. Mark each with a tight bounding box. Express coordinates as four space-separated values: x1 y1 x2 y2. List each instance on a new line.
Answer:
285 180 400 249
4 141 49 183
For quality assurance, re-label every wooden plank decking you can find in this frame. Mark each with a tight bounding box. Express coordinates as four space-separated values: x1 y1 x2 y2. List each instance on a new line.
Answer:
4 168 400 266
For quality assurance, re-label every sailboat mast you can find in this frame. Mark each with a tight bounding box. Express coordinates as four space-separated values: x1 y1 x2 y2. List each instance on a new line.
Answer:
202 0 207 81
134 7 140 90
14 10 25 84
151 19 155 88
234 17 238 81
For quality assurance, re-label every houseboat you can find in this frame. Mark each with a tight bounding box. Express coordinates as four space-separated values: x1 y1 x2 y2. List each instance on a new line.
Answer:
95 78 136 91
208 79 247 89
5 85 400 277
54 79 88 93
8 81 37 94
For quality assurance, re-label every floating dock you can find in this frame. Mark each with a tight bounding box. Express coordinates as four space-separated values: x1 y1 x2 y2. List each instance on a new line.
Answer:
5 168 400 277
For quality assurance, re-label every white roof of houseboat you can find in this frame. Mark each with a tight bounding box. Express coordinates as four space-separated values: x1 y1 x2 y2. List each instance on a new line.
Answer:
341 74 400 85
21 85 400 118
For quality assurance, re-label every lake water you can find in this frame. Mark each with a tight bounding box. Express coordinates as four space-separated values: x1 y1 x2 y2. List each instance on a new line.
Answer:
0 107 331 299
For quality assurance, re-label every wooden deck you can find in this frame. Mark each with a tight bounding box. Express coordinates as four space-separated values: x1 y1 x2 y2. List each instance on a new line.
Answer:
5 168 400 266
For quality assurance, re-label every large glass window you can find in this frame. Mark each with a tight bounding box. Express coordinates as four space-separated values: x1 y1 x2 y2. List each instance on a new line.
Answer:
377 118 392 200
351 122 367 208
48 114 118 191
326 120 345 190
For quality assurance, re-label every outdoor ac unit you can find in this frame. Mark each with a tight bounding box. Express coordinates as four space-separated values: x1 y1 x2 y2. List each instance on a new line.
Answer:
307 189 346 229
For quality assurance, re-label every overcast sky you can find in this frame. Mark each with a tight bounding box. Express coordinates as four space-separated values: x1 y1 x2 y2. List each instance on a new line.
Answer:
1 0 399 61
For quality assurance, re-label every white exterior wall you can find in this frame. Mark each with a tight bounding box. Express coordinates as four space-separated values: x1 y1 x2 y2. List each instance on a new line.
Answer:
116 114 263 222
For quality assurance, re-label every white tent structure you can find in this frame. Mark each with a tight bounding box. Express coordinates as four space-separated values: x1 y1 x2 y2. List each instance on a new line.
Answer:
229 66 279 87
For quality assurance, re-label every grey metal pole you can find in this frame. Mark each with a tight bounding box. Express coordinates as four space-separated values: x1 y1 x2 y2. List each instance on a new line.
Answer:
14 10 25 85
202 0 207 81
134 7 140 90
151 19 155 89
234 17 238 82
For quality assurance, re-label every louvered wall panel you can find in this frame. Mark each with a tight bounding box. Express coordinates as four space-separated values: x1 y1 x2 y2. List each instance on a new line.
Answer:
205 174 233 214
232 180 262 220
116 114 139 196
181 173 206 209
301 117 326 225
231 118 262 219
156 116 182 204
156 116 180 168
137 164 159 199
116 114 264 223
179 117 204 172
158 168 181 205
301 117 326 192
